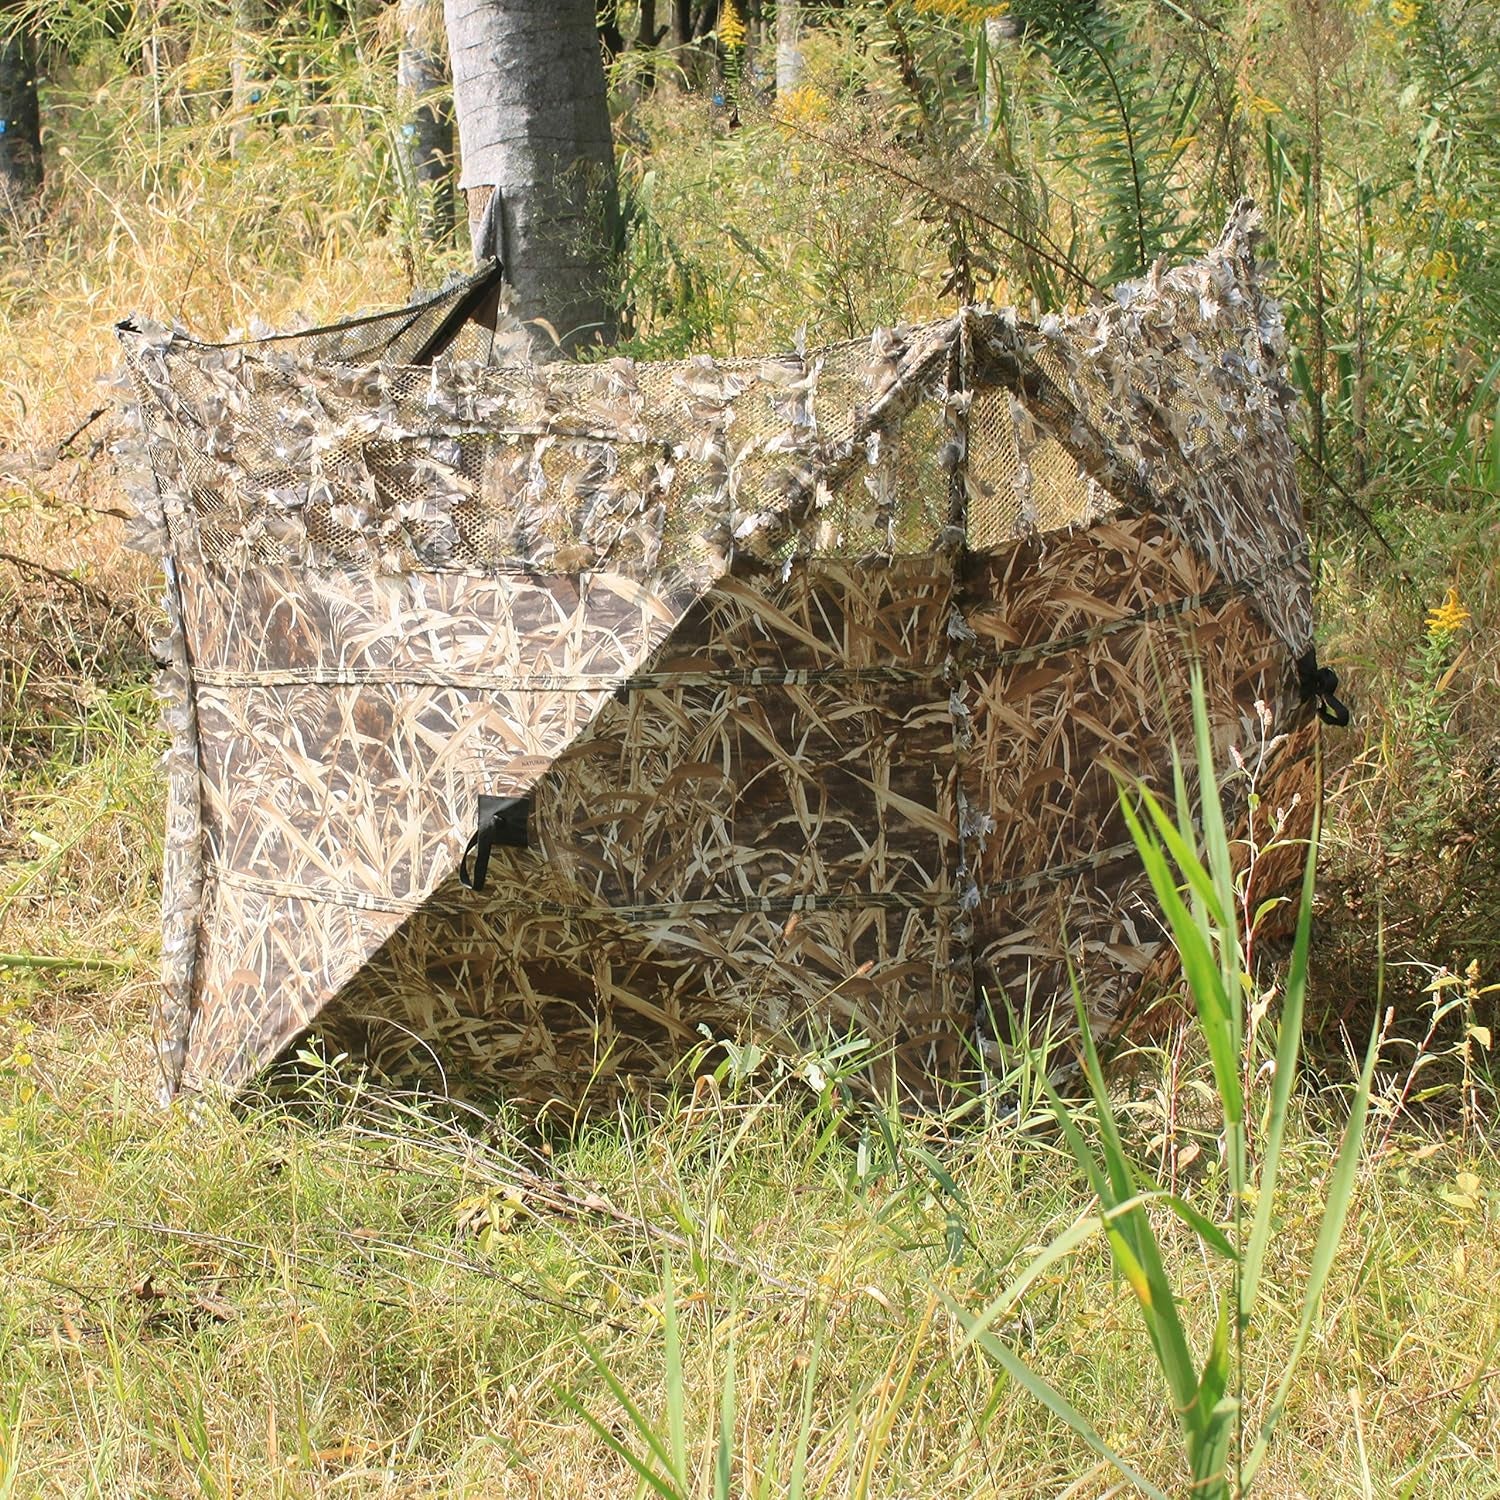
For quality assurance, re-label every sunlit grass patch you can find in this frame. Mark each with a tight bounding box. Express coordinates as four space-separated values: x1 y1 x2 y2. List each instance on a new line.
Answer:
1 1010 1496 1497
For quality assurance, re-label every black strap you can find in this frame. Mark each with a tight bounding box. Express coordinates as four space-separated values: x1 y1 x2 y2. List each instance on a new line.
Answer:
1297 648 1351 727
459 793 531 893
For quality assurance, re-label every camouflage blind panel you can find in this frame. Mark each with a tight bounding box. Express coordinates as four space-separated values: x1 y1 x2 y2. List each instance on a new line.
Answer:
116 202 1321 1109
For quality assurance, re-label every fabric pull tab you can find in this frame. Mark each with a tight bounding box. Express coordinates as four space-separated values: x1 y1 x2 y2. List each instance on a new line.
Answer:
1297 648 1351 728
458 793 531 893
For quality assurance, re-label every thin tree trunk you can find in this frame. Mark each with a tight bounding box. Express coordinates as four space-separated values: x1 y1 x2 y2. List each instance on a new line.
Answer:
398 0 455 245
229 0 264 156
632 0 666 94
444 0 619 354
666 0 694 88
0 19 42 211
637 0 665 49
979 16 1017 132
776 0 803 95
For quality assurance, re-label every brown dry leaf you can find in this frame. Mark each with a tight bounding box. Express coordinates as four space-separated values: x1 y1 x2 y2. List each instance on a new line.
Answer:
191 1290 237 1323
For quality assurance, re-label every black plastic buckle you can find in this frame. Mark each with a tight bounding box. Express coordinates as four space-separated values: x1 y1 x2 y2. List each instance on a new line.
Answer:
1297 648 1351 728
458 793 531 893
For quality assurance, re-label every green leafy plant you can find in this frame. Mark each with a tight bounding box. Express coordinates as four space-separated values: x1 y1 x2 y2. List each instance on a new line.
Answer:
1005 0 1211 282
564 1257 741 1500
948 667 1381 1497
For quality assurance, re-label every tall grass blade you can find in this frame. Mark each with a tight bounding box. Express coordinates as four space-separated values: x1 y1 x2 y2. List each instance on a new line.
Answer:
564 1391 683 1500
1242 807 1321 1315
565 1340 683 1499
663 1257 687 1489
715 1326 737 1500
1138 787 1233 938
948 1303 1172 1500
1190 662 1240 988
1150 1194 1237 1262
785 1317 823 1500
1191 1299 1236 1493
1119 790 1242 1127
959 1212 1106 1346
1241 1010 1381 1487
1061 979 1205 1440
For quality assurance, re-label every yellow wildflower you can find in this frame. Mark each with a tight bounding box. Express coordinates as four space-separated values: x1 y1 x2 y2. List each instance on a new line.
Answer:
1389 0 1419 26
913 0 1011 21
1426 587 1471 639
718 0 746 51
778 84 830 124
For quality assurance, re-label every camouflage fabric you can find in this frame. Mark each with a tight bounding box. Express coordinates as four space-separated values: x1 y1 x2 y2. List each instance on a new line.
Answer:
116 201 1320 1108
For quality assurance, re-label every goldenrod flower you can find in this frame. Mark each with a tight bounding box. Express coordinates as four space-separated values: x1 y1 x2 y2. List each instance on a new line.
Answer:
778 84 830 124
1426 587 1471 639
913 0 1012 20
718 0 746 51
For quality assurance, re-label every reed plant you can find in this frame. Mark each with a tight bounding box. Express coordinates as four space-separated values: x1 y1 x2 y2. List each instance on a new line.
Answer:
949 668 1380 1498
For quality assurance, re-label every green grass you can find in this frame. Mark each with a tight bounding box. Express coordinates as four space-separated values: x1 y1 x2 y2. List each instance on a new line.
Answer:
0 998 1496 1498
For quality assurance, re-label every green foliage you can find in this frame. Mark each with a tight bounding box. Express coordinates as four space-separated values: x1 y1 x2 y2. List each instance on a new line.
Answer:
1005 0 1212 280
564 1258 741 1500
952 669 1380 1497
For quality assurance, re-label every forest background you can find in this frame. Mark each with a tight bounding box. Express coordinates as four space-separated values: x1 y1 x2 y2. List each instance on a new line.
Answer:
0 1 1496 1495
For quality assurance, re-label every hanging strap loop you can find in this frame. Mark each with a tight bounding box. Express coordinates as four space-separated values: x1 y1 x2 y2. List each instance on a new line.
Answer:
1297 648 1351 728
459 793 532 893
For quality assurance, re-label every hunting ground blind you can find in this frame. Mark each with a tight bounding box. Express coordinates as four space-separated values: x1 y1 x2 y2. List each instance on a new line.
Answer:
118 203 1335 1109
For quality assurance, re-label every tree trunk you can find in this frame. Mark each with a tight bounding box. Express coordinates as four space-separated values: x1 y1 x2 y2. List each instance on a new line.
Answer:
631 0 666 94
444 0 618 354
637 0 665 49
776 0 803 95
0 19 42 211
398 0 455 245
978 15 1017 132
229 0 264 156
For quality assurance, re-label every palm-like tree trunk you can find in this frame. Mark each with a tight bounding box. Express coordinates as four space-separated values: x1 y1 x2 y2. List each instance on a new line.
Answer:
0 19 42 211
443 0 618 354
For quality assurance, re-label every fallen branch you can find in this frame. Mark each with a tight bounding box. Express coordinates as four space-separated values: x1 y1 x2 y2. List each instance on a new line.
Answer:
0 550 124 619
57 405 109 458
